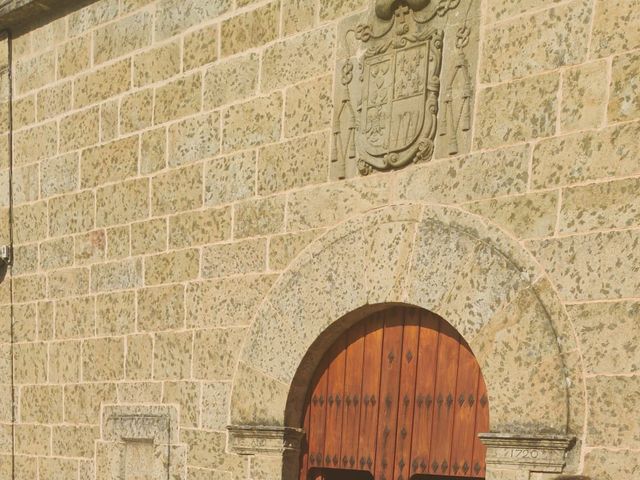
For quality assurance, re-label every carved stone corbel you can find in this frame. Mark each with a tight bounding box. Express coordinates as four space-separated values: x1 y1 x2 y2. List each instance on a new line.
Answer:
479 433 575 474
227 425 305 456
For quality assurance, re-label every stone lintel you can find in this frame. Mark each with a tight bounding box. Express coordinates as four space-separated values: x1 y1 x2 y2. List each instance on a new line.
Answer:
227 425 304 456
480 433 575 474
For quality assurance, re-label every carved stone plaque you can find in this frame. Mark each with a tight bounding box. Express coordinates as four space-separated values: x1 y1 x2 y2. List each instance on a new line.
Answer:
331 0 479 179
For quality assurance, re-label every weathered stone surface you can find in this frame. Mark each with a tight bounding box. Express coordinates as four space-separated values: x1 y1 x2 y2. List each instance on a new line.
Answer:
14 50 54 95
162 381 200 428
230 362 289 425
75 230 107 266
91 259 143 293
528 229 640 300
221 2 279 57
20 385 62 423
14 121 57 166
131 218 167 256
81 136 139 188
590 0 640 57
48 267 90 298
559 177 640 233
133 40 181 87
141 128 167 174
96 290 136 336
193 328 246 381
154 73 202 124
234 196 286 238
184 25 218 71
561 60 608 132
68 0 119 36
94 10 151 64
145 248 199 285
40 236 74 271
532 121 640 188
64 383 117 424
203 53 259 110
168 112 220 167
268 230 321 271
14 424 50 455
49 340 81 382
96 178 149 227
38 80 72 122
106 226 130 260
52 425 100 458
222 92 282 152
587 375 640 448
125 334 153 381
261 27 335 91
41 153 78 198
74 59 131 108
568 301 640 375
204 150 256 206
474 72 559 149
60 106 100 152
155 0 232 41
82 337 125 381
608 51 640 123
49 191 95 236
58 35 91 78
152 164 203 216
202 239 267 278
169 207 231 248
138 285 185 331
583 449 640 479
284 75 332 137
201 382 231 430
120 89 153 134
283 0 316 35
153 330 192 380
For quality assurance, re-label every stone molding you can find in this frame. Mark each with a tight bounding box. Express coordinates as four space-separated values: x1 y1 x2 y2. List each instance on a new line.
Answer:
479 433 574 474
227 425 305 456
0 0 90 30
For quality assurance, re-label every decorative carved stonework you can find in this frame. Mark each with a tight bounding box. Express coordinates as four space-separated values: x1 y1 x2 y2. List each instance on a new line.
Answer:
479 433 575 474
227 425 305 455
331 0 477 179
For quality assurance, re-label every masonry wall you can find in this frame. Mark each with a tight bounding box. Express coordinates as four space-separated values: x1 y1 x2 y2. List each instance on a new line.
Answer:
0 0 638 478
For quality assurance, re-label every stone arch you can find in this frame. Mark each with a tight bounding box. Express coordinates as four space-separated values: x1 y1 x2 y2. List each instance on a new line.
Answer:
228 203 584 474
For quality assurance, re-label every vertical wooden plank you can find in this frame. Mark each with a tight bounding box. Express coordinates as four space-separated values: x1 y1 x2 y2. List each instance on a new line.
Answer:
471 373 490 478
374 308 404 480
392 309 420 480
450 341 481 477
429 321 461 476
358 313 384 473
299 392 311 480
409 311 440 476
340 322 366 470
307 358 329 471
323 335 347 468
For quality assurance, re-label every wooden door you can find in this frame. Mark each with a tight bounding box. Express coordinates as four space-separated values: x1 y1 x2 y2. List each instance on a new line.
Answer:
299 307 489 480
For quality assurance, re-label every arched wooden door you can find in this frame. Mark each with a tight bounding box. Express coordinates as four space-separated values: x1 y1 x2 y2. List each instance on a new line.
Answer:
299 307 489 480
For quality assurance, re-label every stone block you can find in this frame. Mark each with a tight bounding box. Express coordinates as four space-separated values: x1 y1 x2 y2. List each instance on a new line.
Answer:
268 230 321 271
68 0 119 36
36 78 71 120
74 59 131 108
485 0 563 23
569 301 640 375
528 229 640 301
57 34 91 78
532 121 640 188
201 238 267 278
168 112 220 167
83 336 125 381
106 225 130 260
203 53 259 110
230 362 288 425
118 381 162 403
287 175 391 230
583 449 640 479
59 106 100 152
591 0 640 57
153 330 192 380
559 177 640 233
169 207 231 249
138 284 185 331
48 340 81 383
91 258 144 293
261 26 335 91
12 303 37 342
234 196 286 238
101 99 119 143
14 50 55 95
13 341 47 384
204 151 256 206
318 0 367 21
587 375 640 447
40 153 78 198
94 10 152 64
20 385 63 423
201 382 231 430
126 334 153 380
75 230 107 265
64 383 117 424
151 164 203 216
13 274 46 303
184 25 218 71
12 163 39 205
13 121 57 166
222 92 282 152
120 89 154 134
133 40 181 87
141 127 167 174
13 95 34 130
560 60 608 132
221 2 279 57
180 429 227 469
154 72 202 125
96 290 136 336
144 248 199 285
186 274 275 329
13 201 47 243
480 0 591 83
162 381 200 427
40 236 74 271
608 51 640 123
37 301 54 341
13 244 38 276
52 425 100 458
14 424 50 455
463 191 559 239
284 75 332 138
283 0 316 36
48 267 90 298
474 72 559 149
155 0 232 41
81 136 139 188
193 328 245 381
96 178 149 227
131 218 167 256
55 296 94 339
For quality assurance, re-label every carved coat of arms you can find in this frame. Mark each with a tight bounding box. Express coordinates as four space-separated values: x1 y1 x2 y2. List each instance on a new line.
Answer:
332 0 472 179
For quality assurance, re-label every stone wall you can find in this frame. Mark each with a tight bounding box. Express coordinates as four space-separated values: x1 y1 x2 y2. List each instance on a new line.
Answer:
0 0 638 479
